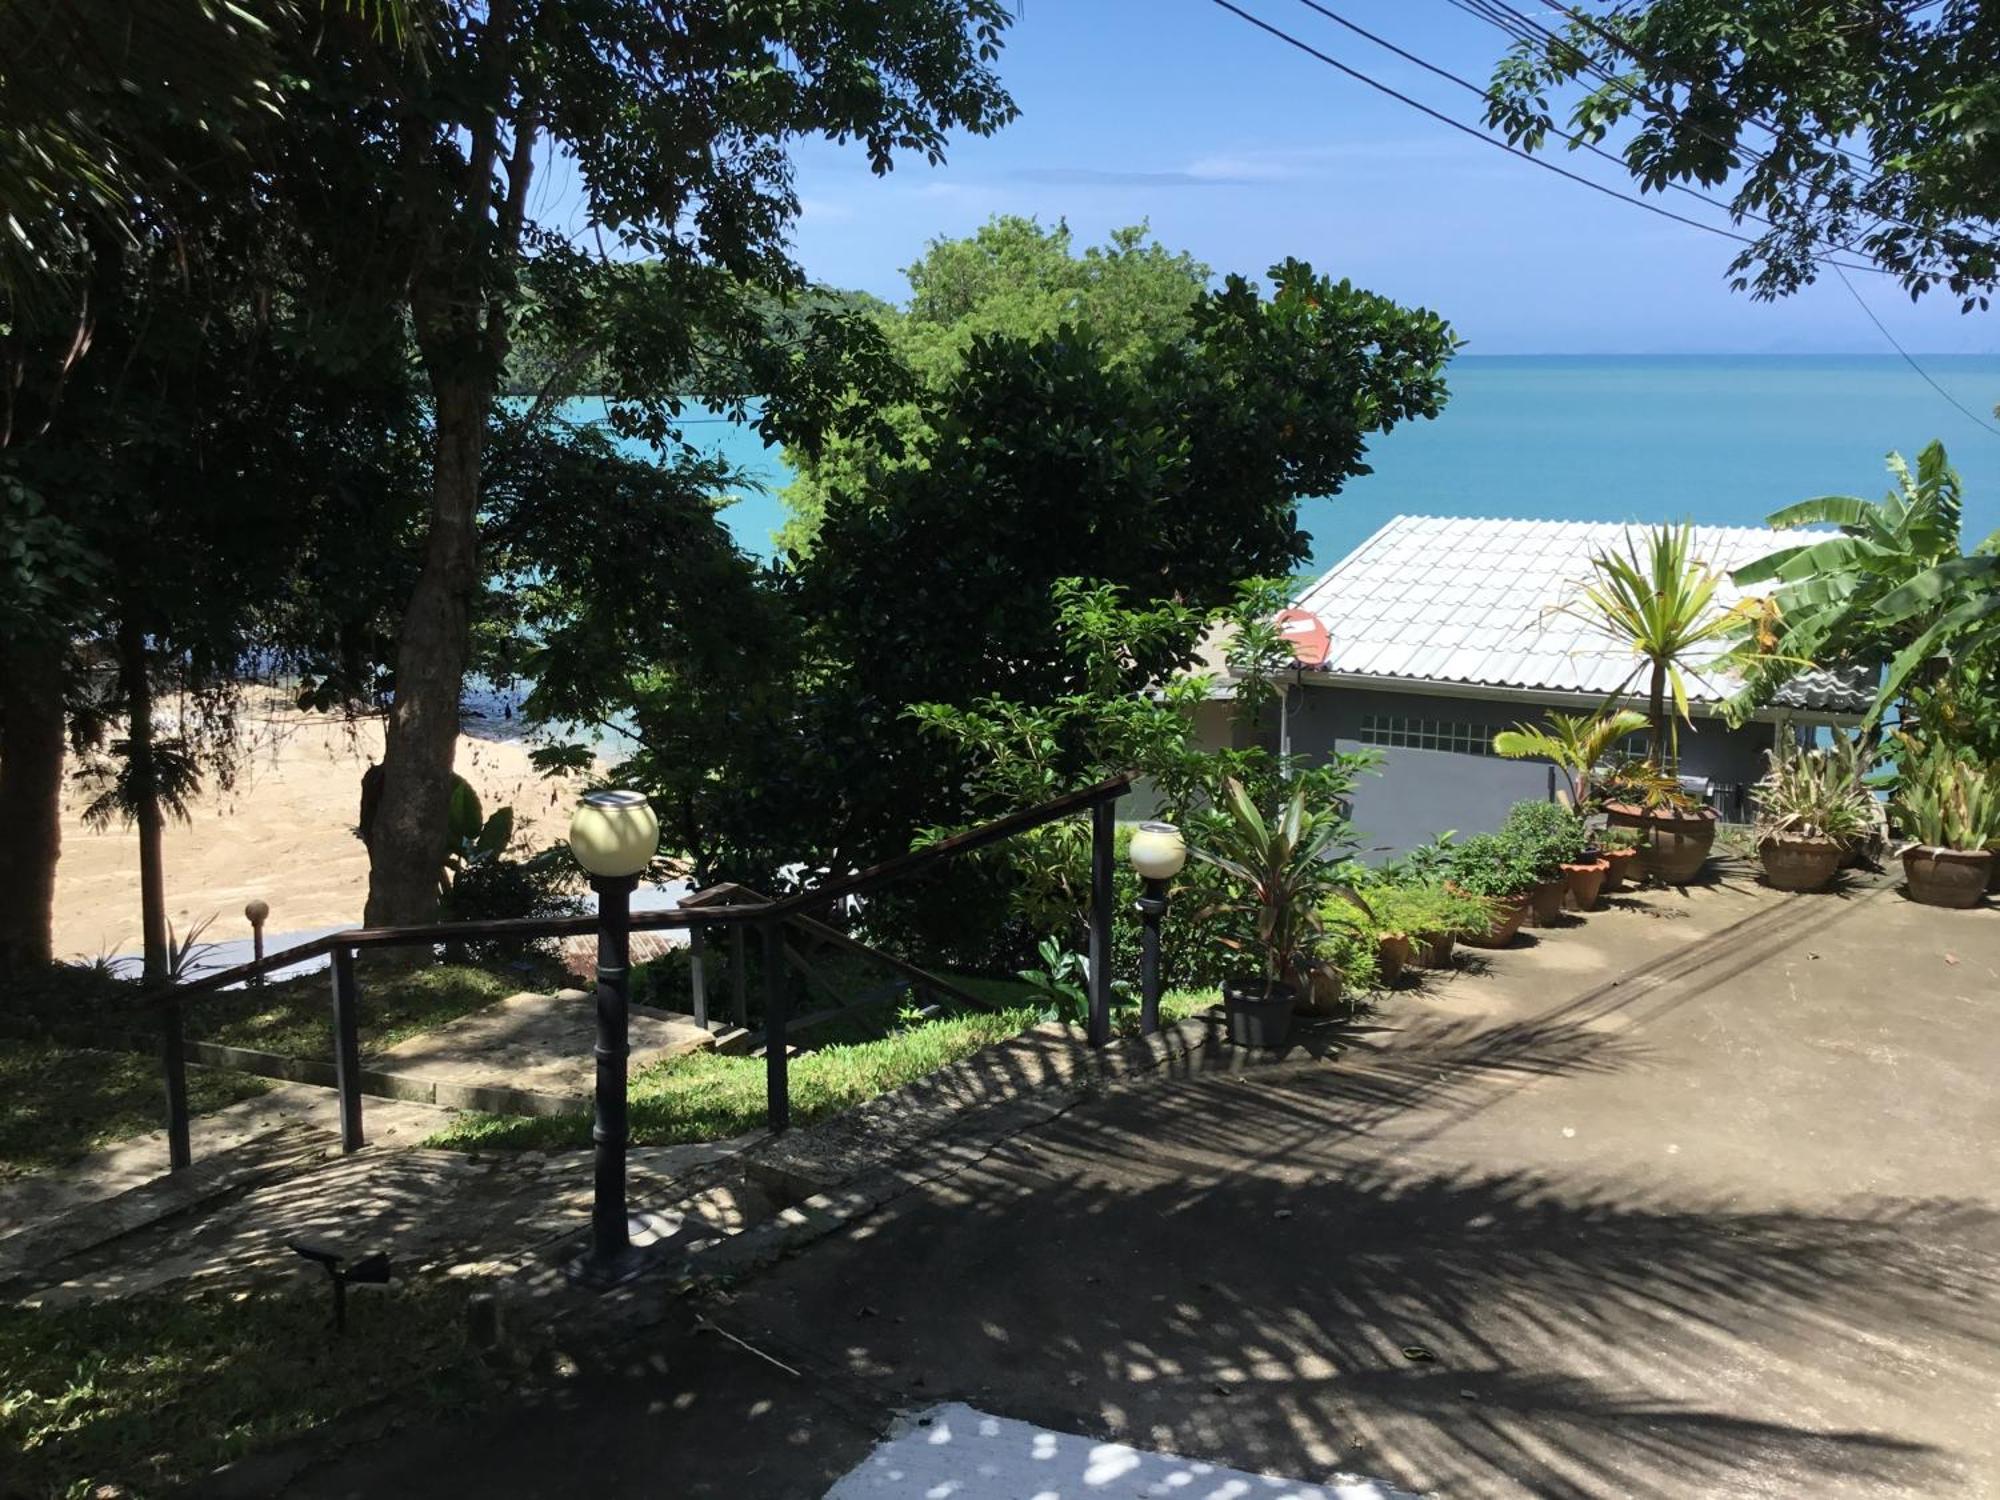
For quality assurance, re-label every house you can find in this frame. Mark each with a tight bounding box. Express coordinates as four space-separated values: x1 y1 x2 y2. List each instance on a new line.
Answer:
1195 515 1873 857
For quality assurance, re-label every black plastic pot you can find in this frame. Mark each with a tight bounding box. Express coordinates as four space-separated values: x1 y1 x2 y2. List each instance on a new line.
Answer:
1222 977 1297 1049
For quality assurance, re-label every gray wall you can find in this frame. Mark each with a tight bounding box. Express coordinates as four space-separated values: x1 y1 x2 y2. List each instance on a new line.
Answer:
1284 682 1780 859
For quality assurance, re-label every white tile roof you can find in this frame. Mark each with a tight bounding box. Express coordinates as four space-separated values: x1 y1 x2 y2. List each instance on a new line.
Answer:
1293 514 1870 712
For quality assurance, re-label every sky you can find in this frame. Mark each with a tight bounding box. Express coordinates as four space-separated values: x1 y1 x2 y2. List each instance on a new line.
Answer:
767 0 1996 356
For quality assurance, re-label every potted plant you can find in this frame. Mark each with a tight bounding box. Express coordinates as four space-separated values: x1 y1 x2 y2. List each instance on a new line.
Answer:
1753 737 1875 892
1598 754 1716 884
1892 755 1997 908
1598 825 1643 892
1194 778 1353 1047
1446 832 1543 947
1335 879 1493 984
1558 525 1750 884
1501 800 1591 924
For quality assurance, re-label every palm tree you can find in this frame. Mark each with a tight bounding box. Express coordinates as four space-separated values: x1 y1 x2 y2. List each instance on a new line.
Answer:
1563 523 1757 771
1493 707 1651 809
1728 442 1994 723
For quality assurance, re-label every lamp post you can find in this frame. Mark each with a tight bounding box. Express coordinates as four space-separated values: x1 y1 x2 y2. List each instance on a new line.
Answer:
244 899 269 986
1126 822 1187 1036
567 788 660 1287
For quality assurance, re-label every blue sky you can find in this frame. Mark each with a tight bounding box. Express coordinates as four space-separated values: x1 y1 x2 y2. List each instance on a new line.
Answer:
772 0 1995 356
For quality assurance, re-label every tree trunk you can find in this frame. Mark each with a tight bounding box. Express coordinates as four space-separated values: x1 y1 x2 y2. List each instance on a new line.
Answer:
0 635 68 972
116 618 170 982
1648 659 1669 771
363 374 486 927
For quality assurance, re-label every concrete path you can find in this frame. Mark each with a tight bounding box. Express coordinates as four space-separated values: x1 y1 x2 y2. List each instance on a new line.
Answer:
269 871 2000 1497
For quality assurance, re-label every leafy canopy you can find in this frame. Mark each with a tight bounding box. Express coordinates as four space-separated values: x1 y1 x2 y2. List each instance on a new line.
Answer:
1484 0 2000 307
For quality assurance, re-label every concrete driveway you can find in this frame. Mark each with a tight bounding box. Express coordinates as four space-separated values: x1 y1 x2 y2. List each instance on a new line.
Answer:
291 870 2000 1499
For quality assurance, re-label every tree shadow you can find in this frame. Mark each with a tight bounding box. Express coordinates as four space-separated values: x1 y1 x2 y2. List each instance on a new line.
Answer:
708 1053 1997 1499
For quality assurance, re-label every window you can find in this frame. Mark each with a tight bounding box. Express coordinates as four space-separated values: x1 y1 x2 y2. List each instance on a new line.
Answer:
1356 712 1497 755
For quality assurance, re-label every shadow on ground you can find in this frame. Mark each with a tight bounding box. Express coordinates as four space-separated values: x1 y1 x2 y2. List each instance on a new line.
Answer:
284 989 2000 1499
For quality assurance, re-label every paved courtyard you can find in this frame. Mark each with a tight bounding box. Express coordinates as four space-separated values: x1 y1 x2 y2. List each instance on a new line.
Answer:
262 870 2000 1497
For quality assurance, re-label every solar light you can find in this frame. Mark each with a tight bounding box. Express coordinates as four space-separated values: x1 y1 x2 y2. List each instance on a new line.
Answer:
568 789 659 879
1126 821 1188 881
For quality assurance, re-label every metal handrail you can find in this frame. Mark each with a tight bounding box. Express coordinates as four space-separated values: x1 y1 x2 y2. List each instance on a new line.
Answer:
147 770 1134 1170
148 772 1134 1004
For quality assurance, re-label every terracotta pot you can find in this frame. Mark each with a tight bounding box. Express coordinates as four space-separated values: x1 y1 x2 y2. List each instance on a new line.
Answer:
1757 834 1844 893
1901 846 1993 909
1605 801 1718 884
1460 893 1530 949
1412 931 1455 969
1527 876 1567 927
1562 857 1611 911
1989 850 2000 894
1599 846 1641 893
1377 932 1412 988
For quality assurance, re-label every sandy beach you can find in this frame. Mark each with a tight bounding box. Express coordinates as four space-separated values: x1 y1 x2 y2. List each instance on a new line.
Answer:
52 694 588 962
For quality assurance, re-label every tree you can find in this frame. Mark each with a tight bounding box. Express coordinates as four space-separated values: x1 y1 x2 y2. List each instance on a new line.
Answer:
1729 442 2000 729
778 217 1211 553
789 258 1455 877
1562 524 1760 769
1484 1 2000 305
0 248 426 978
271 1 1017 927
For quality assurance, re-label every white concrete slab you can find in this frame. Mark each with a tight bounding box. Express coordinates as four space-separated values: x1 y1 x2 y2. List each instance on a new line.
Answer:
824 1403 1424 1500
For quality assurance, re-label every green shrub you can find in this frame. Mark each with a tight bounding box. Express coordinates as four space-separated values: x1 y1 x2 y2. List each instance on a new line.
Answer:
1501 799 1589 873
1598 823 1643 852
1324 925 1379 992
1337 878 1494 940
1447 831 1544 899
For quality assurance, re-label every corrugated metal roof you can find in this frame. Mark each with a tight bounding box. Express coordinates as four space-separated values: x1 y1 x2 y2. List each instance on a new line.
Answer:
1292 514 1873 714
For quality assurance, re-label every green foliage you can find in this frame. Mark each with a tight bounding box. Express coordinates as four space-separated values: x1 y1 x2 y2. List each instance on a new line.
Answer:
1728 444 1999 728
1192 779 1360 1000
1 1279 490 1497
1333 878 1495 942
186 963 538 1061
1482 1 2000 306
1754 735 1878 844
1500 800 1590 874
1596 753 1701 814
1491 708 1651 810
1893 747 2000 851
1322 924 1380 994
1598 824 1643 853
778 218 1212 554
0 1038 268 1181
1447 831 1545 901
1560 524 1759 769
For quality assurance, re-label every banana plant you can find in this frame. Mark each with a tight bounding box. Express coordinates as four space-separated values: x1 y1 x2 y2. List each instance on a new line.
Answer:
1492 707 1651 810
1728 443 2000 725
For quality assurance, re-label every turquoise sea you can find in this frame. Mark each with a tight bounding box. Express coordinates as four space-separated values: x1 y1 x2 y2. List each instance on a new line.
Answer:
597 355 2000 571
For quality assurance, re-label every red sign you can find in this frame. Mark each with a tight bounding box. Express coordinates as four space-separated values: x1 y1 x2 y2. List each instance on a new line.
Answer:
1275 608 1330 667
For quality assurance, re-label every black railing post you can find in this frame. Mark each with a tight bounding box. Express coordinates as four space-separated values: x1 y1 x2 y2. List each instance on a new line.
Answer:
688 925 709 1030
763 919 790 1132
1136 877 1168 1037
329 944 363 1153
1087 799 1116 1047
730 925 749 1030
162 995 191 1171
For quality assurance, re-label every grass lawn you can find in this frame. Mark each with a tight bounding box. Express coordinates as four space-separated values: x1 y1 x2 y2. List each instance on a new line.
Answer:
0 1040 269 1183
0 1279 491 1498
426 982 1219 1153
185 962 552 1060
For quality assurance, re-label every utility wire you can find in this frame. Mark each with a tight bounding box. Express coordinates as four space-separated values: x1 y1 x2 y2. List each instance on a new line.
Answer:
1831 263 2000 439
1205 0 1884 273
1286 0 1863 250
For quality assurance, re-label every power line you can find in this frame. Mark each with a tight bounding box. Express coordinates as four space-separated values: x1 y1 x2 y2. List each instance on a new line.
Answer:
1204 0 1885 274
1830 263 2000 439
1286 0 1861 251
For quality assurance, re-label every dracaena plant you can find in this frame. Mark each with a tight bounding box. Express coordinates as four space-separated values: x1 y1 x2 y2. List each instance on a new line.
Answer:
1192 777 1356 1001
